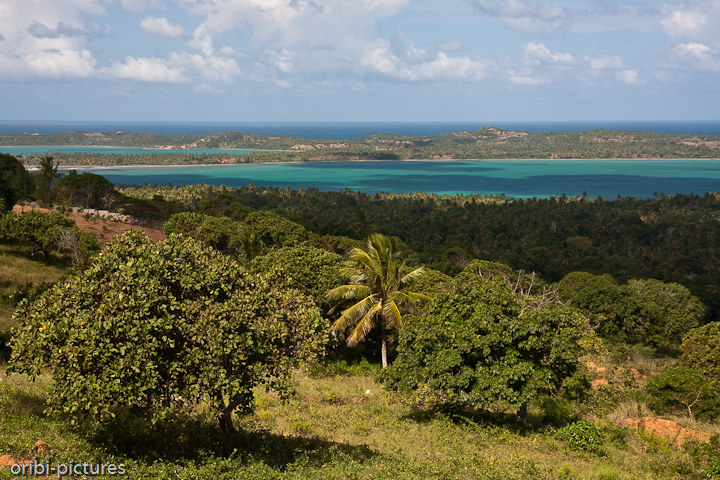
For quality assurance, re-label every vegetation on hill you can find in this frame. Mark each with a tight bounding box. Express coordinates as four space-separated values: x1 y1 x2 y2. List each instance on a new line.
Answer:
3 157 720 478
6 127 720 166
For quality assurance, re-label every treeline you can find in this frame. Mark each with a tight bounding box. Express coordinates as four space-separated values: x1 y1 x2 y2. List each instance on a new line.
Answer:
118 184 720 325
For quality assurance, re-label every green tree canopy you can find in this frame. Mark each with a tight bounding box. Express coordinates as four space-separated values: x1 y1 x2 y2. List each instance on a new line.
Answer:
244 211 319 248
8 231 329 433
0 153 33 210
326 233 430 368
557 272 703 348
251 244 346 311
682 322 720 380
382 276 596 418
56 170 114 209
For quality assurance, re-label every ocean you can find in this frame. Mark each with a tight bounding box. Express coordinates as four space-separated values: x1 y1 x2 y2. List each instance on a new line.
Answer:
66 160 720 200
2 120 720 139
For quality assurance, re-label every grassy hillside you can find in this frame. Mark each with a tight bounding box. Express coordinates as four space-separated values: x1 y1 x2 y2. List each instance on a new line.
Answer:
0 365 714 480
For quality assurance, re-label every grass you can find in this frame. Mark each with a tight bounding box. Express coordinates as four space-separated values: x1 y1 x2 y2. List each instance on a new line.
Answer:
0 242 66 331
0 365 709 480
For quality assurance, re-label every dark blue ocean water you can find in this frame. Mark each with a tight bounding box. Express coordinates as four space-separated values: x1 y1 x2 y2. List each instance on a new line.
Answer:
2 121 720 139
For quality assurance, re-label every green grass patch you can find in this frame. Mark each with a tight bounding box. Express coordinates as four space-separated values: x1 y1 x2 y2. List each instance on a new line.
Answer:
0 242 66 331
0 368 707 479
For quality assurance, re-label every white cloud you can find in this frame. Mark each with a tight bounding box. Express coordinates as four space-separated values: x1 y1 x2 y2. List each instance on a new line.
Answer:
397 52 489 81
0 0 105 80
671 41 720 71
660 1 720 46
508 70 545 85
138 16 188 39
104 51 242 83
522 42 573 65
617 69 640 84
586 54 624 70
105 56 187 82
436 41 466 52
174 0 493 85
1 48 96 78
468 0 572 34
391 29 432 64
661 10 707 37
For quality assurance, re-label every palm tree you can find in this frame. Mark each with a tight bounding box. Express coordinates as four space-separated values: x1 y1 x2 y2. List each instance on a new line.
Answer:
326 233 430 368
38 155 57 205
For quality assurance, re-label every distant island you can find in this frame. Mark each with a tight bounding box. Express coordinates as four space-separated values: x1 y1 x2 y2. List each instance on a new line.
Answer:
3 126 719 166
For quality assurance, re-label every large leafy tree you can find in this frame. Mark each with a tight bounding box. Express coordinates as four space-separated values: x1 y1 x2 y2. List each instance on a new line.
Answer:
326 233 430 368
8 231 328 433
0 153 33 210
56 170 114 209
382 276 596 419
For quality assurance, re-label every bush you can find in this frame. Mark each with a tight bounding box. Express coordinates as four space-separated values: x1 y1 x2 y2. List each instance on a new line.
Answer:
682 322 720 379
0 210 87 263
555 420 605 454
8 231 329 433
692 435 720 479
643 367 720 420
382 276 594 415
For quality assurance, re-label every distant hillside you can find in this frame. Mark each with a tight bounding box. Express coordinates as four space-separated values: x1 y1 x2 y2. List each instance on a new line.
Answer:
4 127 720 165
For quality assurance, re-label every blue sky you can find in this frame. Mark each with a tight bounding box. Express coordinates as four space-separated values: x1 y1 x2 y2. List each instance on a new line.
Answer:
1 0 719 122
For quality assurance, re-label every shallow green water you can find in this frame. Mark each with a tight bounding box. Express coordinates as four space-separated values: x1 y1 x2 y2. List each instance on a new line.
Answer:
68 159 720 199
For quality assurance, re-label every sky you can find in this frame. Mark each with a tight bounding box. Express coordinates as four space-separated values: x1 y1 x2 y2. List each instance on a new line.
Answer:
0 0 719 122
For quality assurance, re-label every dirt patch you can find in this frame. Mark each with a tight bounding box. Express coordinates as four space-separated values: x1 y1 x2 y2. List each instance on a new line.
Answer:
626 417 712 448
12 205 165 243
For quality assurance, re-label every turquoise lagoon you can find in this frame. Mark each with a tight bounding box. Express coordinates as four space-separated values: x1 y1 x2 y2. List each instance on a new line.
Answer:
65 160 720 199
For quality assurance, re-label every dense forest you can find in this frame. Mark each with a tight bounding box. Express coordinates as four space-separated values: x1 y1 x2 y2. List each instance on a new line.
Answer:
117 183 720 326
6 127 720 166
2 152 720 479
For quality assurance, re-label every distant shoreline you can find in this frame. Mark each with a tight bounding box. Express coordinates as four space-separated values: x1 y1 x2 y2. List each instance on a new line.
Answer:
48 157 720 170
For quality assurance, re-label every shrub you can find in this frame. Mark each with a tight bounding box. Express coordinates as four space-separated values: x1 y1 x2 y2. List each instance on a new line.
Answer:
682 322 720 379
555 420 605 454
643 368 720 420
691 435 720 479
0 210 92 263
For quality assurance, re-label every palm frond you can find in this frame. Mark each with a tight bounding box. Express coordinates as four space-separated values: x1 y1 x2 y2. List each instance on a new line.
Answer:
346 301 382 346
325 284 372 302
383 299 404 330
400 266 427 284
332 295 379 333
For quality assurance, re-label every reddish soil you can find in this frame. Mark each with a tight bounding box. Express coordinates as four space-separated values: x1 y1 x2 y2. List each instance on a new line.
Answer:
626 417 712 448
12 205 166 243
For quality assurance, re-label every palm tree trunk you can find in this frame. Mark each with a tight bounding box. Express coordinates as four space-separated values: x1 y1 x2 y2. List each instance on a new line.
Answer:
381 319 388 368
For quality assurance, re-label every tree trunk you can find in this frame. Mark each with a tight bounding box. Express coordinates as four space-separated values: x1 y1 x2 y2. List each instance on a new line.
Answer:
218 397 239 434
516 401 528 422
381 319 388 369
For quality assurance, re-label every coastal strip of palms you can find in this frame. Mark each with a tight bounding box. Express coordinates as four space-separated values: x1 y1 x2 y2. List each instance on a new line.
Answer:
326 233 431 368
